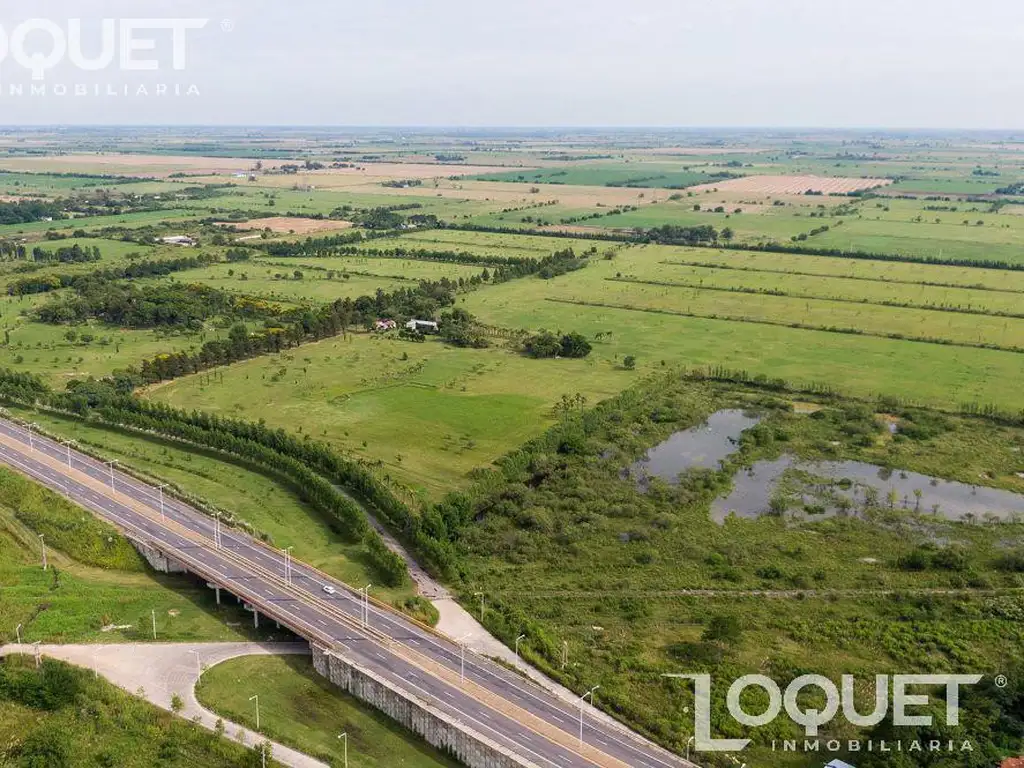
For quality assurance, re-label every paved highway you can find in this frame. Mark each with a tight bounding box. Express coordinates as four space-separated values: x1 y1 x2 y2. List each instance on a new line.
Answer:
0 418 696 768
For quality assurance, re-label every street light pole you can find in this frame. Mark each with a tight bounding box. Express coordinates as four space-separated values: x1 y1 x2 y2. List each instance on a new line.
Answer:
338 732 348 768
686 735 695 761
473 591 484 621
579 685 600 746
190 649 202 680
457 633 472 684
358 584 371 626
151 609 157 640
15 623 22 645
103 460 118 492
282 547 293 584
249 694 260 732
39 534 47 571
157 484 168 522
515 634 526 660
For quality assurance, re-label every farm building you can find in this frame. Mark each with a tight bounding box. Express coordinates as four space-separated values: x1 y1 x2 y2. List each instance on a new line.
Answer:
375 319 398 331
160 235 197 246
405 319 439 333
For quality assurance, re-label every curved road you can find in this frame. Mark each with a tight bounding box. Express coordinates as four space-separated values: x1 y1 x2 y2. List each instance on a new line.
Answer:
0 418 696 768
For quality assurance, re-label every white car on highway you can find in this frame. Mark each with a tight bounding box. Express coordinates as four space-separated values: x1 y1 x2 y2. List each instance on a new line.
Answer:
322 585 336 595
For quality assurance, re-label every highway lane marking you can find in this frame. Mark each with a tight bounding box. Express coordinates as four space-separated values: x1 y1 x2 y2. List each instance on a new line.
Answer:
2 433 606 767
0 427 681 768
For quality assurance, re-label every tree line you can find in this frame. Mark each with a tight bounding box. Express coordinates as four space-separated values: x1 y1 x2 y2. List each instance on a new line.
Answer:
0 369 409 588
33 279 276 330
7 254 220 296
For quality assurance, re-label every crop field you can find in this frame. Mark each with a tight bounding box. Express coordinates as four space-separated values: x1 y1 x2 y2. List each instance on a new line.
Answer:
254 255 490 282
472 164 725 188
686 174 892 194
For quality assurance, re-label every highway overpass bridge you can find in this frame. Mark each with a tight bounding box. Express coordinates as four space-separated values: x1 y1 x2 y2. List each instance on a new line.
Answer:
0 418 696 768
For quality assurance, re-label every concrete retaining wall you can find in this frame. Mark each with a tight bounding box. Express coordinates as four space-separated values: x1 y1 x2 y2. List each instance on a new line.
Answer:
311 644 540 768
130 540 186 574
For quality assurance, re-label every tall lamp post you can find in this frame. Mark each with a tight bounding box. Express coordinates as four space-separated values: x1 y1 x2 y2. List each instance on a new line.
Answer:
579 685 600 746
249 694 260 732
514 634 526 660
337 732 348 767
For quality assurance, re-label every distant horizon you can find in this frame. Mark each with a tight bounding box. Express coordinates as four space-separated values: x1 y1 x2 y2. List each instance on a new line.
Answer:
3 125 1024 136
1 0 1022 127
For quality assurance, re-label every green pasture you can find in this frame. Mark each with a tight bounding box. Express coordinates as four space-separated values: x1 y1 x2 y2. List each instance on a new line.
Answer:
145 334 635 498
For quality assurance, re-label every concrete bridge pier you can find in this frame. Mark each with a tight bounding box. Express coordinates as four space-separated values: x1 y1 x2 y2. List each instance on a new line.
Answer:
206 583 222 605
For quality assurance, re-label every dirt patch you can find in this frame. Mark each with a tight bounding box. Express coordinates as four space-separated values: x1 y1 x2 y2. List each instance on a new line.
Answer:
688 175 893 195
215 217 353 235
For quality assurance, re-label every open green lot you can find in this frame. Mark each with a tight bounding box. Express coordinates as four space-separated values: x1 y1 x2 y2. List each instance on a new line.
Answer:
197 655 460 768
145 334 635 498
152 262 411 305
0 465 264 645
0 292 233 387
460 248 1024 412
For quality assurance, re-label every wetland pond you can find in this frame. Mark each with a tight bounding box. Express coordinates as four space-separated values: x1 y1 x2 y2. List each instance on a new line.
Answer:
711 457 1024 524
630 409 761 481
631 410 1024 524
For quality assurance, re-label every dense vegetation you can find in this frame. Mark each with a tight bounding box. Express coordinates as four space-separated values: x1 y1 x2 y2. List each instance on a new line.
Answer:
431 372 1024 765
0 199 65 225
0 656 276 767
35 280 271 329
7 253 220 296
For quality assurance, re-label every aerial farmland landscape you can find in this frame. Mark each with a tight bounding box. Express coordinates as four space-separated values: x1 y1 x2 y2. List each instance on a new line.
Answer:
1 3 1023 768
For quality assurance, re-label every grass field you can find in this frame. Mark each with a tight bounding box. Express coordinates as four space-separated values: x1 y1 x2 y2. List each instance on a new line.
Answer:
152 262 412 305
460 248 1024 412
472 165 723 189
144 334 635 498
0 465 264 645
257 255 494 282
0 293 232 387
197 655 460 768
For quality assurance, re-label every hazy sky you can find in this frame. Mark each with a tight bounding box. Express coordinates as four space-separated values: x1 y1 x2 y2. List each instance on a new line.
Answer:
1 0 1022 127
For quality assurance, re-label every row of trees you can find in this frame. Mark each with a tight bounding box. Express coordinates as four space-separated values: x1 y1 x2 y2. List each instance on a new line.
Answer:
7 254 219 296
0 369 409 588
30 243 102 264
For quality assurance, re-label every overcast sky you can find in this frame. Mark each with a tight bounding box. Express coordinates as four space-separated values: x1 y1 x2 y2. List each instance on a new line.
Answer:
1 0 1022 128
